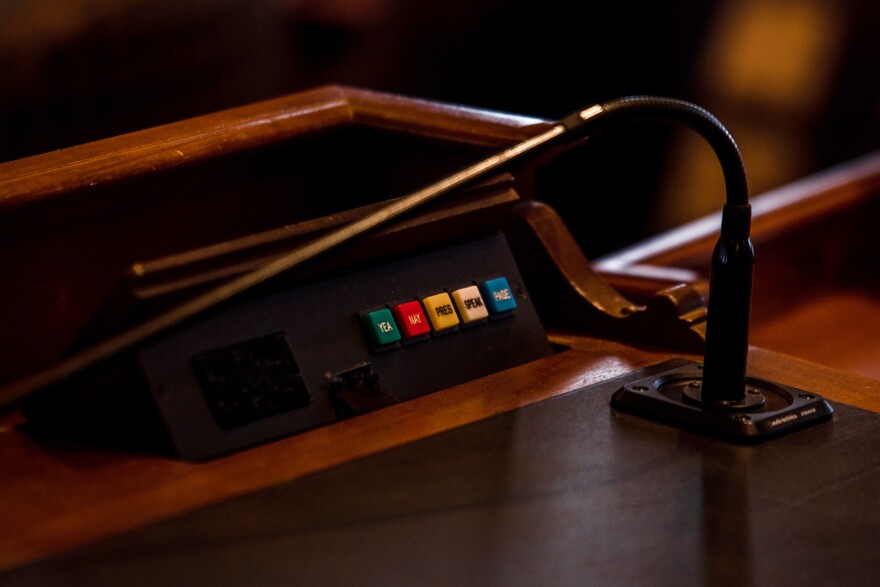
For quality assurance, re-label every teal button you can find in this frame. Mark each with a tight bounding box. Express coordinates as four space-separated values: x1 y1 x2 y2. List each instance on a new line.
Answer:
478 277 517 314
363 308 401 346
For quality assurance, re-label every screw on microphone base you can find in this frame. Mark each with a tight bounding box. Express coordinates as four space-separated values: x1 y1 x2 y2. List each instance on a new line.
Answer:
610 361 834 441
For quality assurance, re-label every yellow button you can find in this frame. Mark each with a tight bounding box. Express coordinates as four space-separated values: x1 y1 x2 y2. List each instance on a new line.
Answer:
421 292 460 332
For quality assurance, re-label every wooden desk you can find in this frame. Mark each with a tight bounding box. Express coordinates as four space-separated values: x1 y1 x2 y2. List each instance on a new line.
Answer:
1 86 878 584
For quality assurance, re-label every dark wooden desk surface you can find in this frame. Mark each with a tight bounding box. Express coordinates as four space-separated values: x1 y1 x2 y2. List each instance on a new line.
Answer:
1 333 878 583
1 86 878 584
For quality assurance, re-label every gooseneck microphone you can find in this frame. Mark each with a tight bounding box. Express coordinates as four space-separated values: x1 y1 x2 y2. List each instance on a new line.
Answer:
588 100 831 438
560 97 756 407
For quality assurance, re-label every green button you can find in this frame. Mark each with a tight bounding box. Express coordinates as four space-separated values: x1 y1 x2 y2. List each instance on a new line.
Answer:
363 308 401 346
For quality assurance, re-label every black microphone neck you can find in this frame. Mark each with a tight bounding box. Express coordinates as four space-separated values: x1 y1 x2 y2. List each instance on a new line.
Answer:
701 203 755 403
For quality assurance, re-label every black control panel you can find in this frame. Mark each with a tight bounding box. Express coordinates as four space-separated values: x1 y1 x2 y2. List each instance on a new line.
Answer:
22 232 553 460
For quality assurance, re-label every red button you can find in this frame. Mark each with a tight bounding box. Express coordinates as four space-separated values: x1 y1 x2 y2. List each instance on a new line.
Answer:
392 300 431 338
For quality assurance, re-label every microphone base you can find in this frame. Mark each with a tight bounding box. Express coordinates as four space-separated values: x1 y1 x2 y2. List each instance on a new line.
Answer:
610 360 834 441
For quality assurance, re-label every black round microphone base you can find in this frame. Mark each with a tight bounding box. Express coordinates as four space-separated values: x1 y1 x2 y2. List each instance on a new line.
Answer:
610 360 834 441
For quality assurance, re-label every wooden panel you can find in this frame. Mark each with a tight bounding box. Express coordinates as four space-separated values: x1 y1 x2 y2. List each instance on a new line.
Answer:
2 86 878 584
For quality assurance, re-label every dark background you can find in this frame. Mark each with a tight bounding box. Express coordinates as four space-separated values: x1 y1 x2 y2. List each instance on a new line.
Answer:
2 0 879 257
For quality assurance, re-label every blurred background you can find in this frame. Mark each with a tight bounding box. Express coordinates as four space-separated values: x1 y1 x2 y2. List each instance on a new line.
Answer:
2 0 879 257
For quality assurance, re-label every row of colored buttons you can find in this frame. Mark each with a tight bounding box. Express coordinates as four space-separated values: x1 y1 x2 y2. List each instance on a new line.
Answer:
362 277 517 348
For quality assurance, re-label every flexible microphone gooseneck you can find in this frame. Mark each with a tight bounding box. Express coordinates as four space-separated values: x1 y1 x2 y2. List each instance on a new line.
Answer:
589 103 831 438
559 97 755 406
